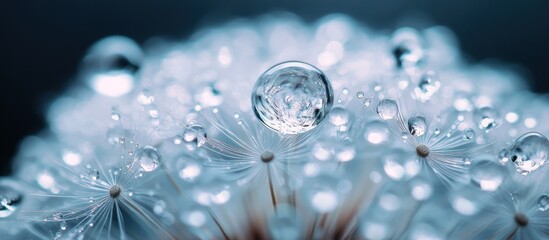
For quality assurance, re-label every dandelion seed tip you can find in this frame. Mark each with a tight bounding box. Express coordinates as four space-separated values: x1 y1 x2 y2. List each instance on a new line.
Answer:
416 144 430 158
109 185 122 198
261 151 275 163
514 212 528 227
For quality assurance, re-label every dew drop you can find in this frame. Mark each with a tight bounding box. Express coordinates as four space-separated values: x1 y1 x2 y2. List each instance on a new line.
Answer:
88 169 99 181
391 28 424 69
60 221 67 231
356 91 365 99
329 106 352 128
408 115 427 137
311 190 338 213
364 120 390 145
0 186 22 218
183 124 207 148
173 135 183 145
474 107 499 132
251 61 334 135
179 160 202 182
137 89 154 106
376 99 398 120
363 98 373 107
502 132 549 175
111 108 121 121
81 36 142 97
134 145 160 172
433 128 441 135
539 194 549 211
470 156 505 191
463 128 475 141
414 71 440 102
181 207 208 227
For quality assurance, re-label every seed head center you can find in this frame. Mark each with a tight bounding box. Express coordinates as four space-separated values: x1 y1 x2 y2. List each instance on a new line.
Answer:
109 185 122 198
515 212 528 227
261 151 275 163
416 144 430 158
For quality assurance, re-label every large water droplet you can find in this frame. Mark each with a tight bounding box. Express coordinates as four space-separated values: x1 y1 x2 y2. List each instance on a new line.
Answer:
408 115 427 137
539 194 549 211
414 71 440 102
81 36 142 97
376 99 399 120
134 145 161 172
391 28 424 69
502 132 549 175
251 61 334 135
183 124 207 149
364 120 390 145
474 107 499 132
0 186 22 218
470 156 505 191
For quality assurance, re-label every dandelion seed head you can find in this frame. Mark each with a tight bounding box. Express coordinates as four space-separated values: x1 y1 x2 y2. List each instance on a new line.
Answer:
109 185 121 198
260 151 275 163
416 144 430 158
514 212 528 227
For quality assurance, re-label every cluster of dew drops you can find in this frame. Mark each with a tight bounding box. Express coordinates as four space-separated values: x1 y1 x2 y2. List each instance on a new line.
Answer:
1 14 549 239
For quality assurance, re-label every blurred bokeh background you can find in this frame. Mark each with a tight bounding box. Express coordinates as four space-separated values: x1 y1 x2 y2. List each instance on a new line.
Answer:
1 0 548 176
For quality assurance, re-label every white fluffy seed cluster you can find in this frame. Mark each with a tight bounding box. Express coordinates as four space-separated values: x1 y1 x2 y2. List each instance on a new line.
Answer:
1 13 549 240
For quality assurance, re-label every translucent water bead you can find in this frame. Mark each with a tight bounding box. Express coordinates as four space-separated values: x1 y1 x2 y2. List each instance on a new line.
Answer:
469 155 505 191
391 27 424 69
251 61 334 135
81 36 143 97
408 115 427 137
376 99 399 120
0 186 22 218
474 107 499 132
134 145 161 172
500 132 549 175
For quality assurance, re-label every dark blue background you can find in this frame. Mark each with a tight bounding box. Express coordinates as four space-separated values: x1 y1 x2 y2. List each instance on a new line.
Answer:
1 0 548 176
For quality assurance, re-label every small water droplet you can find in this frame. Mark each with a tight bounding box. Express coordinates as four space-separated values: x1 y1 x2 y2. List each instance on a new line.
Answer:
356 91 365 99
376 99 398 120
134 145 160 172
111 108 121 121
89 170 99 181
391 28 424 69
251 61 334 135
364 120 390 145
434 128 441 135
502 132 549 175
414 71 440 102
329 107 351 127
137 89 154 105
81 36 142 97
183 124 207 148
474 107 499 132
0 186 22 218
538 194 549 211
60 221 67 231
463 128 475 141
173 135 183 145
363 98 372 107
470 156 505 191
53 212 63 221
408 115 427 137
